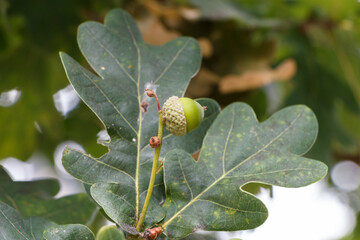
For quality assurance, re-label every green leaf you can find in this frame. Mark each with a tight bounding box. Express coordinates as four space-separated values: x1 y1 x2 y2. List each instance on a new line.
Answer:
161 103 327 239
0 166 59 198
19 194 96 225
0 166 96 225
182 233 218 240
43 224 95 240
95 225 125 240
60 9 219 230
0 201 32 240
0 201 58 240
24 217 58 240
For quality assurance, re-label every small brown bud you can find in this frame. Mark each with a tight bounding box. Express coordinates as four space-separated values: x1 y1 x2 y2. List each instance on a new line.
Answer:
144 88 161 111
145 88 156 98
142 227 162 240
149 136 161 148
141 101 149 113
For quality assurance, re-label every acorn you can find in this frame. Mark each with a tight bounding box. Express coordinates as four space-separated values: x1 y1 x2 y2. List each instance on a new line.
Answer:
162 96 205 136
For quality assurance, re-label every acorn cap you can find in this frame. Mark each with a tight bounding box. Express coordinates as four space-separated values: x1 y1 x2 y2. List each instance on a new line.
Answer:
162 96 204 136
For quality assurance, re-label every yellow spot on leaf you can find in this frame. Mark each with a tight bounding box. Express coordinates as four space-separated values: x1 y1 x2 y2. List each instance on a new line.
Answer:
226 209 237 215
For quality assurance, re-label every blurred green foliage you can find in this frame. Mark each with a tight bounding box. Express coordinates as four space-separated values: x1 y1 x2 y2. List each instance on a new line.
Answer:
0 0 124 160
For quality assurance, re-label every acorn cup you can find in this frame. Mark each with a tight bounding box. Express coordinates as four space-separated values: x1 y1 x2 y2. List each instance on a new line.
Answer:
162 96 205 136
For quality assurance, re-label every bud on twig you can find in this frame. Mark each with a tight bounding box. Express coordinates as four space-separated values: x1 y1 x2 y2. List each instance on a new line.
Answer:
141 101 150 113
145 88 156 98
145 88 161 112
149 136 161 148
141 227 162 240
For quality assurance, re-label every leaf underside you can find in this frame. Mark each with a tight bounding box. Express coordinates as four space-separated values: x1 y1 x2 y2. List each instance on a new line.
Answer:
60 8 220 231
0 199 95 240
44 224 95 240
0 201 58 240
162 103 328 239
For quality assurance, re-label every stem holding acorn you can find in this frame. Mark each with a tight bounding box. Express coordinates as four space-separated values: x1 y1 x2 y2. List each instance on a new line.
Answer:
137 89 207 234
136 89 164 232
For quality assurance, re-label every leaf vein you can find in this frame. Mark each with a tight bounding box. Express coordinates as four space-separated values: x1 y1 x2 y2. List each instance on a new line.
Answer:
225 167 312 179
84 25 138 86
79 66 138 135
153 40 190 84
107 190 137 210
222 108 235 174
66 147 135 183
176 152 194 200
123 13 142 222
198 199 264 214
0 206 30 240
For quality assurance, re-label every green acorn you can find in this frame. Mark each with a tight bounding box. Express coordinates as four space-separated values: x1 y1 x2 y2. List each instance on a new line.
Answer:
162 96 205 136
95 225 125 240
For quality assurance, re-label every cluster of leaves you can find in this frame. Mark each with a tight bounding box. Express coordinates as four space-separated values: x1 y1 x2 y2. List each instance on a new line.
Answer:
0 9 329 239
0 166 97 239
1 0 359 170
3 0 360 170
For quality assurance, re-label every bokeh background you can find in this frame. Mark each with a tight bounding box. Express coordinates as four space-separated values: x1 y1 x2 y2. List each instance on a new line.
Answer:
1 0 360 239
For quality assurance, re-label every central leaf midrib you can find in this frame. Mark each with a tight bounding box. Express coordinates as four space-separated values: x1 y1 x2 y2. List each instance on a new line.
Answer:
162 109 303 228
76 62 138 136
28 218 35 240
122 12 142 222
83 25 138 86
66 147 135 183
153 39 190 85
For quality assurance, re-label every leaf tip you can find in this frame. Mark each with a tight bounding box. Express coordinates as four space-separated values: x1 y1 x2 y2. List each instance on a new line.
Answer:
58 51 67 59
62 146 72 156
